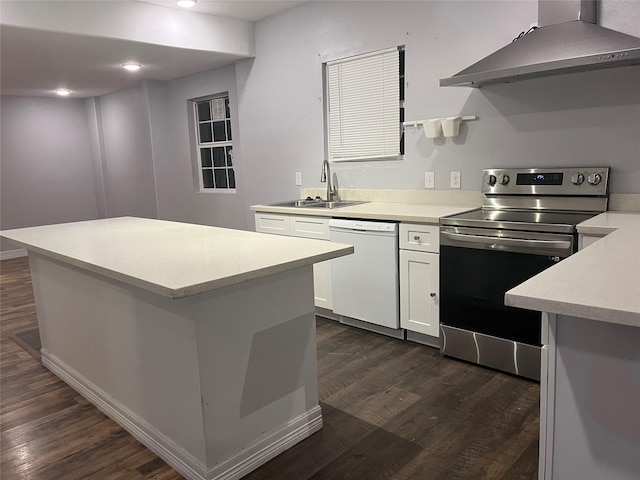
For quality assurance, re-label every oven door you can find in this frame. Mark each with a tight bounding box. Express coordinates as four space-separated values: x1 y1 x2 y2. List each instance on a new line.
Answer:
439 226 575 380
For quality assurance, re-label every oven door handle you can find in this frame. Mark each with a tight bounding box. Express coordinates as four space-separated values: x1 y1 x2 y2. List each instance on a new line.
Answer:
441 231 572 252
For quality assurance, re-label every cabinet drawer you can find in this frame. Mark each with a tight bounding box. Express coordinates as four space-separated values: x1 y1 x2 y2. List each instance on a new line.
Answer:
255 213 291 236
290 216 330 240
400 223 439 253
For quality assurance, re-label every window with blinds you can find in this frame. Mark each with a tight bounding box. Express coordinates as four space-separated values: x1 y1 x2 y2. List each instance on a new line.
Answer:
326 47 403 162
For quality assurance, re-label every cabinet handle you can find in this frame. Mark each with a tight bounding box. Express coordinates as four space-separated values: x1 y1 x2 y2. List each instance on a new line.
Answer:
430 292 436 297
413 235 420 241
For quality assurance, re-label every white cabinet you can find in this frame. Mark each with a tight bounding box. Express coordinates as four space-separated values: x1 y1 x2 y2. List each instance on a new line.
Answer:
290 216 332 309
399 223 439 337
400 223 439 252
254 213 290 236
255 213 333 310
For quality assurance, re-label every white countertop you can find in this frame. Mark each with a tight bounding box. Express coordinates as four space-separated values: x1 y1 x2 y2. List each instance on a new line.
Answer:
0 217 354 299
506 212 640 328
251 202 479 223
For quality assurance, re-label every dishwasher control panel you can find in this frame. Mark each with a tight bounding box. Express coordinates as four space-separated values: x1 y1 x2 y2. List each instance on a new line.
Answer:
328 218 398 232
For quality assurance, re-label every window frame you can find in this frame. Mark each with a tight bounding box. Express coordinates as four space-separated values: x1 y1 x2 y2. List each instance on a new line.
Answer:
192 93 236 193
324 46 405 163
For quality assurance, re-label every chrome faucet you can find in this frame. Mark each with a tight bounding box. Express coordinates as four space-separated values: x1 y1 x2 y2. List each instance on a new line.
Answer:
320 159 337 202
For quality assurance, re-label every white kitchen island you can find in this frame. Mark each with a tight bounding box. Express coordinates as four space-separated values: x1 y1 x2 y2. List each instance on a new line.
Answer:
0 217 353 480
506 212 640 480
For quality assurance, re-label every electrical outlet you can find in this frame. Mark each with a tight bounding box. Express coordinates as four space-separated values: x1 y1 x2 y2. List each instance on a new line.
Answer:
424 172 435 189
450 171 461 189
295 172 302 186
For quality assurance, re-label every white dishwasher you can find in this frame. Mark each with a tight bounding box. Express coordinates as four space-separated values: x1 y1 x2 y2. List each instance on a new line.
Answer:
328 218 400 333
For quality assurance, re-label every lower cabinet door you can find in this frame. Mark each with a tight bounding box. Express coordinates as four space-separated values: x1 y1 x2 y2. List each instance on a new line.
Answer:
312 260 332 310
255 212 332 310
400 249 439 337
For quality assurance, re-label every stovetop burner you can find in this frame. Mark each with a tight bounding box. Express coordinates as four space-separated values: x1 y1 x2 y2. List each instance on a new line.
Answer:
442 208 598 234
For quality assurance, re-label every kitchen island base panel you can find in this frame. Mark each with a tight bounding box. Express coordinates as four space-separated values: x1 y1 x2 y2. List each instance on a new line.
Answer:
540 313 640 480
29 252 322 480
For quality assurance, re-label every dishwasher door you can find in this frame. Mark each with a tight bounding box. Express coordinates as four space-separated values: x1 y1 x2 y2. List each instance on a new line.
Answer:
328 219 399 329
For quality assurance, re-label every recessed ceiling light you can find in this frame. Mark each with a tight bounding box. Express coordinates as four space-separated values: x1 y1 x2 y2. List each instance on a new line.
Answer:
122 63 142 72
176 0 197 8
55 88 71 96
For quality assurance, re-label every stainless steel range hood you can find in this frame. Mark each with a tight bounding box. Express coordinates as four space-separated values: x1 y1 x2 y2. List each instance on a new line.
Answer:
440 0 640 87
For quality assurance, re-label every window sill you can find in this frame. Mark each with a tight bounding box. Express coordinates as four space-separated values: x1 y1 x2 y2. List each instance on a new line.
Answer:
197 189 237 194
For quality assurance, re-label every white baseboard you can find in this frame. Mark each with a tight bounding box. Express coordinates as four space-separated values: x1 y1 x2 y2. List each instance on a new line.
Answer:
1 249 27 260
42 350 208 480
207 406 322 480
42 350 323 480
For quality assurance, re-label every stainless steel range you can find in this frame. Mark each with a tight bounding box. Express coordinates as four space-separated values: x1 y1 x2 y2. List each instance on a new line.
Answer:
439 167 609 380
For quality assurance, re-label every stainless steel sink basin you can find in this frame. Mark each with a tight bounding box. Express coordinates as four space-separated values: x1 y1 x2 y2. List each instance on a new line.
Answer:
271 199 322 207
304 201 367 209
269 199 368 209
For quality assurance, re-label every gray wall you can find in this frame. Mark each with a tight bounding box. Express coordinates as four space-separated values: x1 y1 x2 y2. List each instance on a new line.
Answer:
97 85 158 219
1 0 639 251
236 0 640 225
0 96 99 251
148 66 248 229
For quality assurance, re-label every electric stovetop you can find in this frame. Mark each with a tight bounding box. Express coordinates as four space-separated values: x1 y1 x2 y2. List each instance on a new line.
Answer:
440 208 597 234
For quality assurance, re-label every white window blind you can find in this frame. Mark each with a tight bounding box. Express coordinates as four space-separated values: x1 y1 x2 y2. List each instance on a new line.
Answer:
327 48 400 162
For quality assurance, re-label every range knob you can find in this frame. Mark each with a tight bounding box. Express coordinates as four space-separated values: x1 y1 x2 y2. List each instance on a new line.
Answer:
487 174 497 186
498 174 510 185
587 173 602 185
571 173 585 185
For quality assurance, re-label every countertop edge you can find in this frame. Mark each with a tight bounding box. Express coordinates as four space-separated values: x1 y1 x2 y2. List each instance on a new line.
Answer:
250 202 480 223
505 212 640 328
5 236 354 299
178 247 353 298
576 225 618 235
505 292 640 328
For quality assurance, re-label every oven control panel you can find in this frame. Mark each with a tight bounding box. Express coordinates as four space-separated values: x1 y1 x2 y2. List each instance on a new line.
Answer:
482 167 609 196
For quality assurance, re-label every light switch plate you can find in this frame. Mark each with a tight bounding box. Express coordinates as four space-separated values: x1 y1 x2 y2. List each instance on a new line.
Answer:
451 171 461 189
424 172 435 189
295 172 302 186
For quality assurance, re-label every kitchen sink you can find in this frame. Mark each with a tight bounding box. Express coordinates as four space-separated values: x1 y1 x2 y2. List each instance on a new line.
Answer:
271 199 322 207
269 199 368 209
305 201 368 209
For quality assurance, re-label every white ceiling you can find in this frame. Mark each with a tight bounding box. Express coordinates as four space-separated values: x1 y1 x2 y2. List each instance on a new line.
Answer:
137 0 308 22
0 0 309 98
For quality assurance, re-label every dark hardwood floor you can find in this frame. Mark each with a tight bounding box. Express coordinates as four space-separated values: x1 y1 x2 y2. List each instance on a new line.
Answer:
1 256 540 479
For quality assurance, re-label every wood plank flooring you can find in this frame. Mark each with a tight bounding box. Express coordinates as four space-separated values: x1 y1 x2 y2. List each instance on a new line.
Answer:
1 256 540 479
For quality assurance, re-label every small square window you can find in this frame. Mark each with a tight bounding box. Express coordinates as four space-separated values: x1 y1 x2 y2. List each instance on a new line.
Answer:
197 101 211 121
200 148 212 167
213 121 226 142
226 147 233 166
213 147 226 167
199 123 212 143
202 169 214 188
214 169 228 188
212 98 226 121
